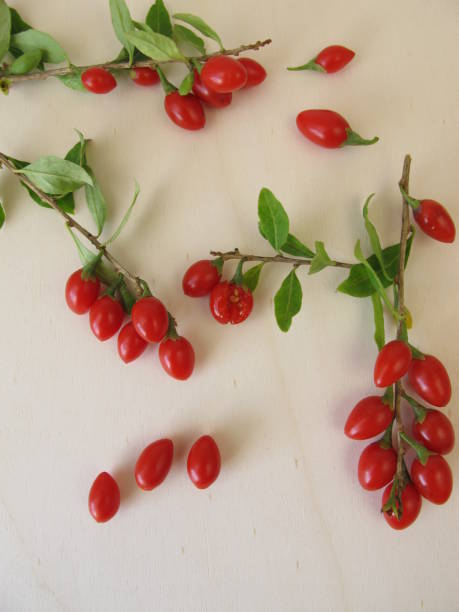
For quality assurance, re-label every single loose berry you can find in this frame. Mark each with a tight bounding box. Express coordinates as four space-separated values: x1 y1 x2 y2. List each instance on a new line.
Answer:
315 45 355 73
81 67 117 94
65 269 100 314
296 109 378 148
135 439 174 491
88 472 120 523
209 281 253 325
187 435 221 489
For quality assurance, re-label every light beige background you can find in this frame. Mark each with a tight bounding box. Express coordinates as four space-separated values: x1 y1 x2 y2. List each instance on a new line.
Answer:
1 1 459 611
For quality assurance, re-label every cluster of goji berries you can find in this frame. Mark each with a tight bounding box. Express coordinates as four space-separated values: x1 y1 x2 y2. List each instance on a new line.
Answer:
89 435 221 523
81 55 266 131
65 268 195 380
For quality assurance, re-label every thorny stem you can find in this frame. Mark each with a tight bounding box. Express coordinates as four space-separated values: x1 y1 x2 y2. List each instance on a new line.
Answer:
0 152 143 297
210 249 353 269
1 39 272 86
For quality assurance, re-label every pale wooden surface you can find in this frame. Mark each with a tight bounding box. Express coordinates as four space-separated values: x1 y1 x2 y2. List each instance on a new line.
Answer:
1 1 459 611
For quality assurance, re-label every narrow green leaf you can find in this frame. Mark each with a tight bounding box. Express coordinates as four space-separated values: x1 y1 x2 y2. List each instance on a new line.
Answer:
133 21 153 33
9 49 42 74
258 188 289 251
362 193 390 281
16 156 93 195
67 227 118 285
274 269 302 332
173 24 205 54
178 70 194 95
109 0 135 64
173 13 223 50
67 226 97 265
0 1 12 60
242 263 264 292
0 199 5 229
146 0 173 38
57 67 86 91
65 131 87 166
11 30 67 64
9 8 31 35
126 30 184 62
308 241 334 275
105 181 140 245
281 233 314 258
371 293 385 350
84 166 107 236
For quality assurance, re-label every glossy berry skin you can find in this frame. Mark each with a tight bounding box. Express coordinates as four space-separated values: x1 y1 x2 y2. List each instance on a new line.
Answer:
117 322 148 364
88 472 120 523
130 66 160 86
374 340 412 388
209 282 253 325
201 56 248 93
408 355 451 407
411 455 453 504
296 110 350 148
315 45 355 73
81 67 117 94
89 296 124 341
358 441 397 491
192 70 232 108
135 439 174 491
65 269 100 314
413 410 455 455
238 58 267 87
131 297 169 343
187 435 221 489
159 336 195 381
183 259 221 297
344 395 393 440
413 200 455 243
382 482 422 530
164 92 205 130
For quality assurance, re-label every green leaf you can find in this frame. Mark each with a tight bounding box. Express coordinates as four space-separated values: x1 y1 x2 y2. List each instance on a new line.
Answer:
337 236 414 298
9 8 31 35
104 181 140 245
126 30 184 62
0 1 11 60
371 293 385 350
281 233 314 258
242 263 264 292
308 241 334 275
57 67 86 91
16 156 93 195
178 70 194 95
274 269 302 332
67 226 97 265
109 0 135 64
133 21 153 33
0 199 5 229
84 166 107 236
146 0 173 38
11 30 67 64
362 193 390 281
64 131 87 166
9 49 42 74
258 188 289 251
173 13 223 50
173 24 205 54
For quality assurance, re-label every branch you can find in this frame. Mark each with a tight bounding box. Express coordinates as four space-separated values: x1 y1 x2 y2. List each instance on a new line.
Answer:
0 152 143 297
210 249 353 269
1 39 272 86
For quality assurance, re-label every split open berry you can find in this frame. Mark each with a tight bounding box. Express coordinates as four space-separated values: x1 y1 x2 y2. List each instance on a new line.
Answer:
209 281 253 324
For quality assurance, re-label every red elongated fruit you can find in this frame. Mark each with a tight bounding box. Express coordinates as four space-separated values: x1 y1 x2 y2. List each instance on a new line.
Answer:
135 439 174 490
209 281 253 325
238 58 267 87
201 56 247 93
192 70 232 108
183 259 221 297
88 472 120 523
131 297 169 343
130 66 160 86
411 455 453 504
412 409 455 455
65 269 100 314
344 395 393 440
374 340 412 387
296 109 378 148
187 435 221 489
408 355 451 407
413 199 455 243
164 92 205 130
159 336 195 380
358 441 397 490
382 482 422 530
89 295 124 341
81 67 117 94
117 322 148 363
315 45 355 73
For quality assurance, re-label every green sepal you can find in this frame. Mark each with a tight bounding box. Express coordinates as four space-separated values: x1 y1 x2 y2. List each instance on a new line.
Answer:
118 279 136 314
399 186 420 210
165 312 179 340
178 69 194 95
155 65 176 94
81 252 103 281
231 259 245 286
379 422 393 449
0 199 5 229
400 431 431 465
401 392 427 423
382 385 394 408
409 344 425 360
211 257 223 275
344 128 379 147
287 58 325 72
139 278 153 298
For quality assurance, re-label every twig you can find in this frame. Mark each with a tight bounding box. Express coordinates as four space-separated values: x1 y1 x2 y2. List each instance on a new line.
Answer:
210 249 353 269
0 152 143 296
